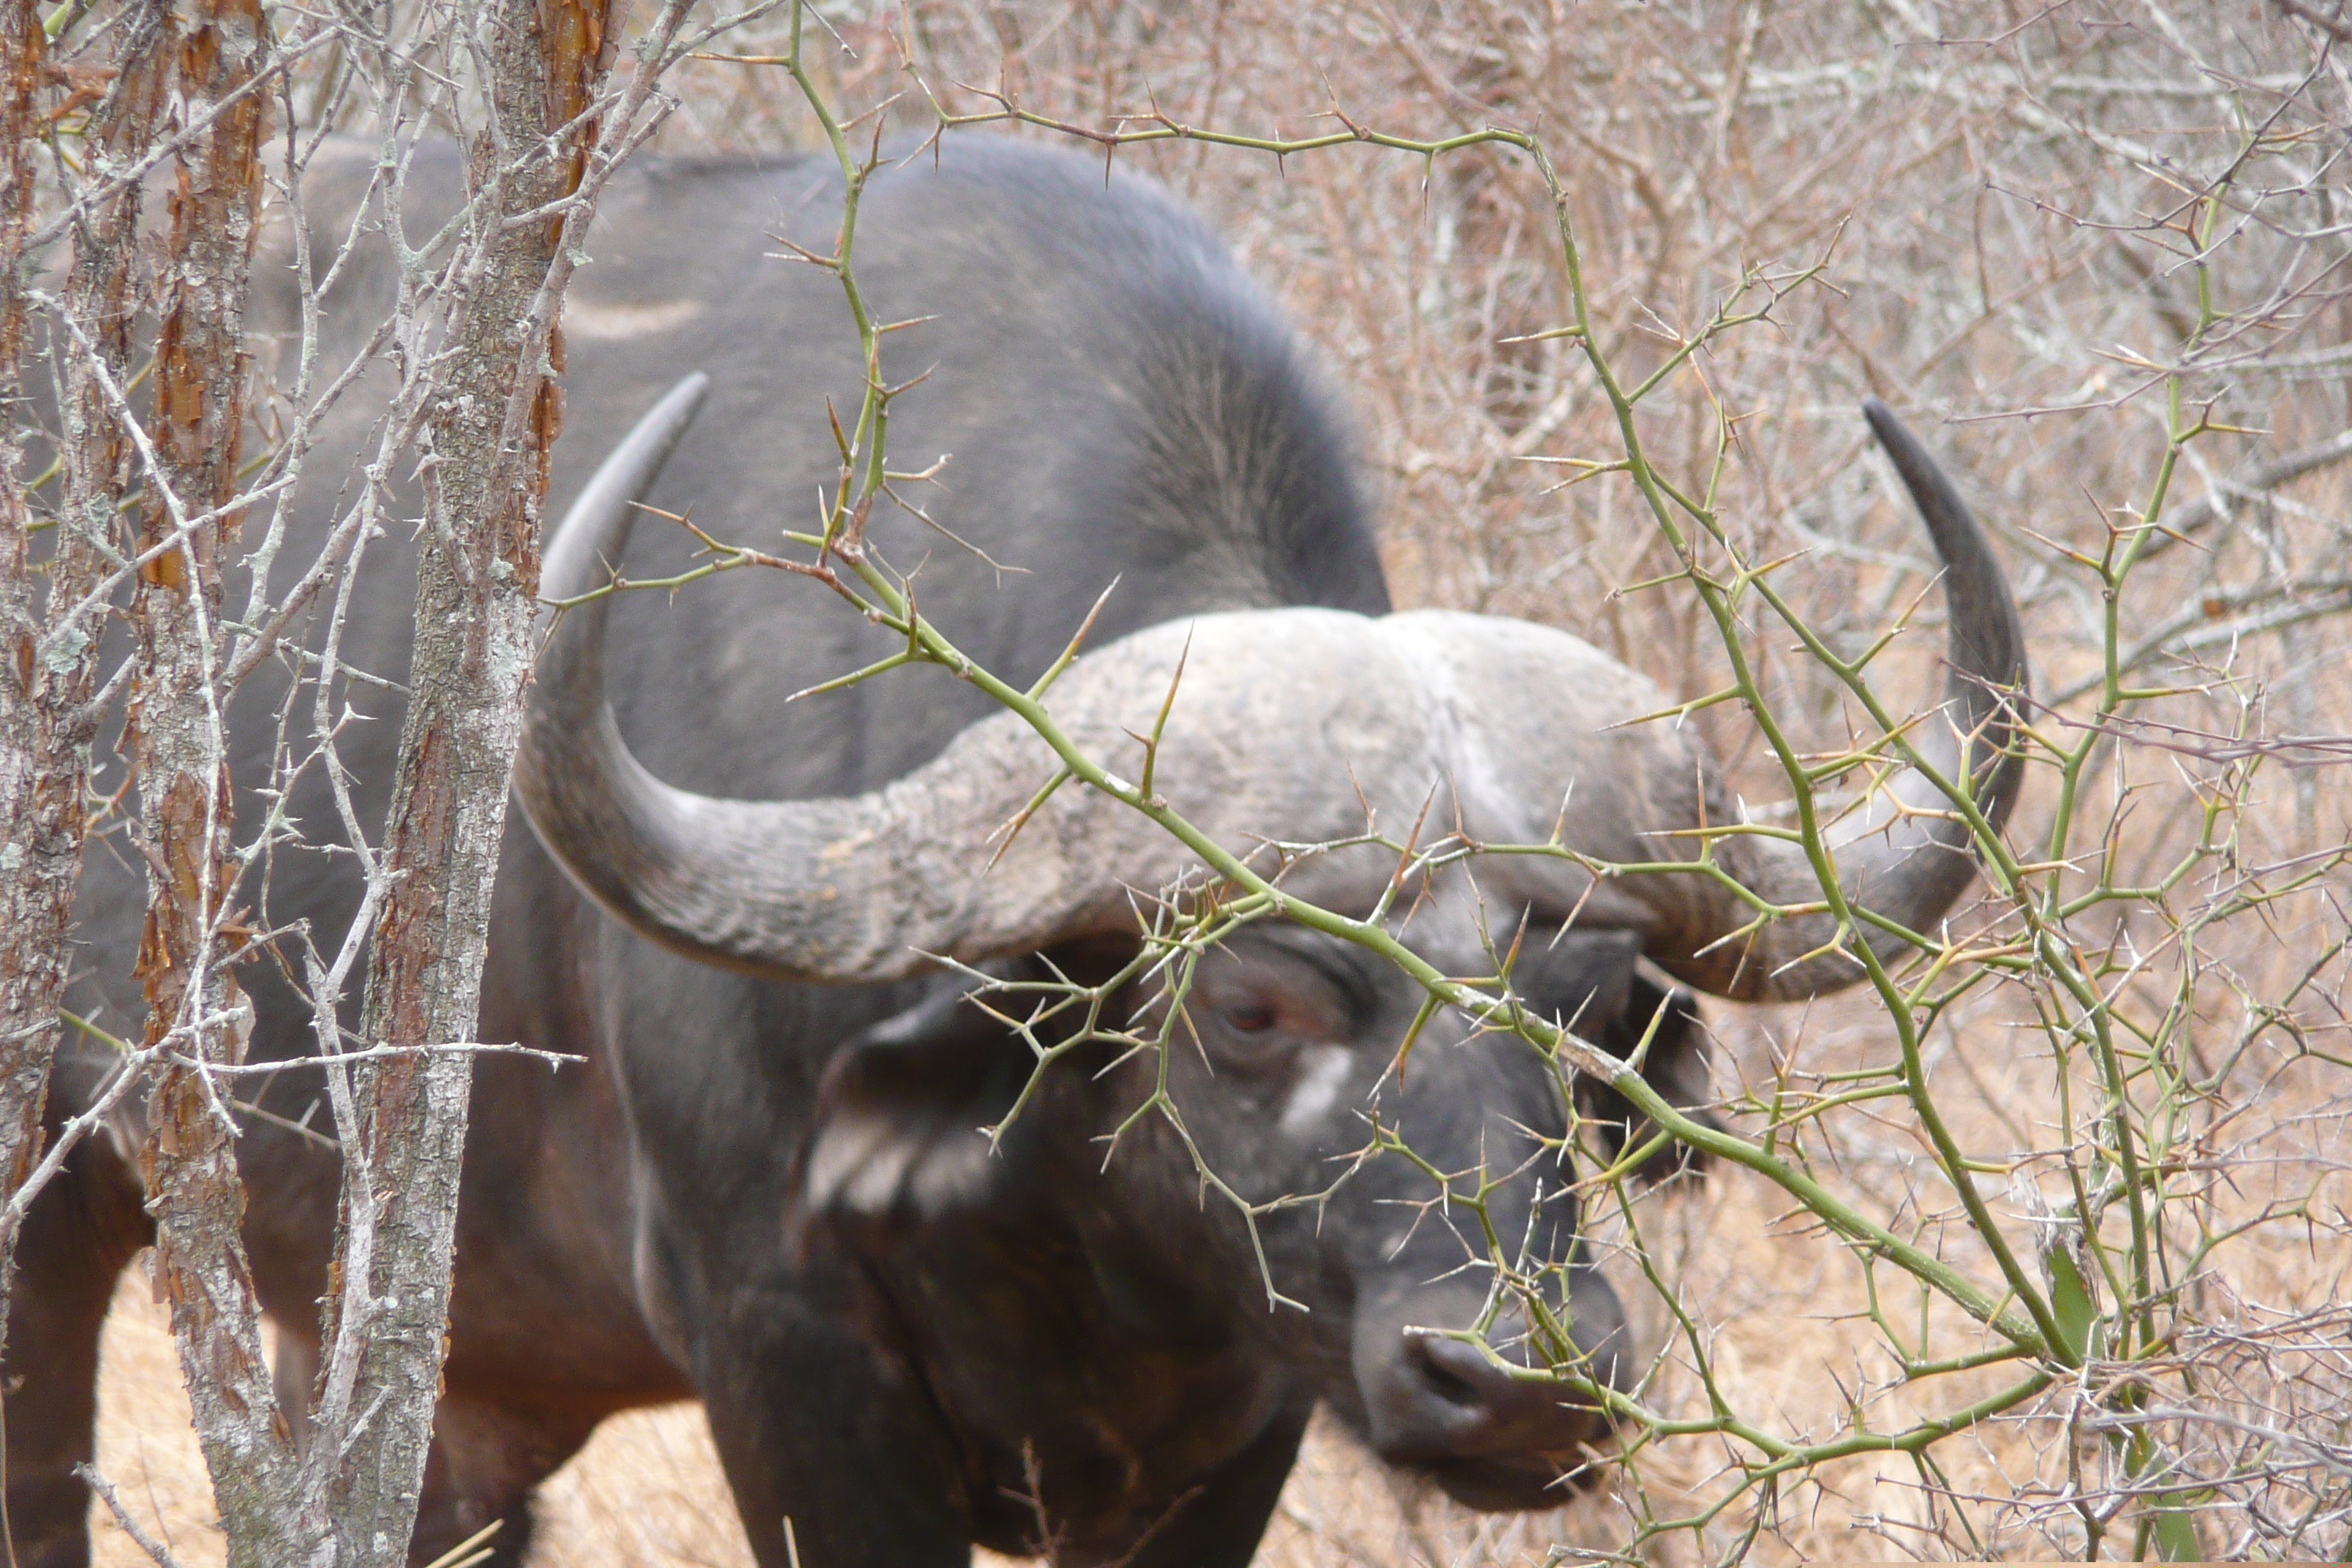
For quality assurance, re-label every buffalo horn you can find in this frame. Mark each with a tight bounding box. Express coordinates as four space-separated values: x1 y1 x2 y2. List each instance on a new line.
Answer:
517 382 2026 1000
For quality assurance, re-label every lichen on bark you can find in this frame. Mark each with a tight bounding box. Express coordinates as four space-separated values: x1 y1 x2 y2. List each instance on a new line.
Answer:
322 0 618 1556
122 0 317 1558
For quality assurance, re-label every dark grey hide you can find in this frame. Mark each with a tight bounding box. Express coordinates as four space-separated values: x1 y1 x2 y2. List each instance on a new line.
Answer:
8 139 1709 1567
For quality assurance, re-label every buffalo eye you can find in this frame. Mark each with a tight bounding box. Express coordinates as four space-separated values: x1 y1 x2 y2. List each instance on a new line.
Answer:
1222 1000 1279 1036
1180 941 1356 1072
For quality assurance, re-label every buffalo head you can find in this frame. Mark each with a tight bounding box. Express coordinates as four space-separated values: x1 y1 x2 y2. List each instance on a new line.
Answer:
514 376 2026 1513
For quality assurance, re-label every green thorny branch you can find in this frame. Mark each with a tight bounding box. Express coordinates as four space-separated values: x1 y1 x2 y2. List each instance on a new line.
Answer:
566 8 2347 1556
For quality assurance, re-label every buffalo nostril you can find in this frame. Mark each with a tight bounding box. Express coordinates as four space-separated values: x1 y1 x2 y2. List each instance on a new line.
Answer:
1357 1294 1621 1507
1413 1335 1489 1406
1402 1332 1597 1444
1408 1333 1582 1433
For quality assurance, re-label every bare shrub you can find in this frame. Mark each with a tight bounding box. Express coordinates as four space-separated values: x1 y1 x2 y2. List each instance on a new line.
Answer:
652 2 2352 1560
29 0 2352 1563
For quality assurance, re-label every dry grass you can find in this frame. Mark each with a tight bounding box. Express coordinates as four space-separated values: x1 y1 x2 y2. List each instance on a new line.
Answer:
88 1049 2348 1566
93 1273 1621 1567
76 0 2352 1561
90 1281 231 1568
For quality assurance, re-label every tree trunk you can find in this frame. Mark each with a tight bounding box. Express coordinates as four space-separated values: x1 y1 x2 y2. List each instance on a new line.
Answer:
323 0 615 1555
0 0 69 1240
123 0 315 1560
0 0 161 1294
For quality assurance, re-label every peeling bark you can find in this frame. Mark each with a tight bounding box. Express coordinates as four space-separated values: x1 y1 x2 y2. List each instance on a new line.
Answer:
122 0 316 1561
0 0 162 1309
323 0 617 1556
0 0 69 1231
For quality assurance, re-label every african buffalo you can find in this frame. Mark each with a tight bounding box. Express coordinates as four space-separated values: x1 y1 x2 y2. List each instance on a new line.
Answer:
10 136 2024 1567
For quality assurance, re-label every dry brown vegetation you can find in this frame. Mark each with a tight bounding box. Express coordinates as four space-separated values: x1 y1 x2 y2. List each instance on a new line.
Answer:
83 0 2352 1562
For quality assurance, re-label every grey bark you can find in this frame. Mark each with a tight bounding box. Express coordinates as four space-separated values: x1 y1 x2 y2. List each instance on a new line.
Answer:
0 0 72 1242
320 0 619 1555
121 0 317 1561
0 0 162 1321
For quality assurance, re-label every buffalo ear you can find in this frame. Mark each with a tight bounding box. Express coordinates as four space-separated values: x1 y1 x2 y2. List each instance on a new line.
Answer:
800 964 1036 1224
1575 971 1719 1184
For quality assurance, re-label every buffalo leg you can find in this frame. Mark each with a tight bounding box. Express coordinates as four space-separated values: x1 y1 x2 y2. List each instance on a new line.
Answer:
265 1326 606 1567
271 1332 316 1450
391 1387 600 1567
698 1279 971 1568
2 1128 150 1568
1104 1403 1310 1568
